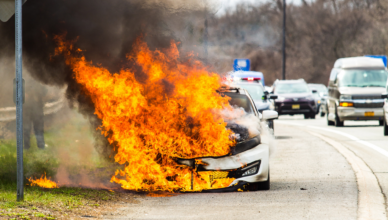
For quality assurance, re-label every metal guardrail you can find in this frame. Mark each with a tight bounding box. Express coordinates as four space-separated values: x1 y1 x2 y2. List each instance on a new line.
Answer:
0 99 64 122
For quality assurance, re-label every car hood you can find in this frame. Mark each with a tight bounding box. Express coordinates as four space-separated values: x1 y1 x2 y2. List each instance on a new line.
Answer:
339 87 386 95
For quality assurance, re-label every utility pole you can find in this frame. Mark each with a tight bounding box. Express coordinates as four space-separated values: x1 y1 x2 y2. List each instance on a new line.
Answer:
15 0 24 201
282 0 286 80
204 13 208 63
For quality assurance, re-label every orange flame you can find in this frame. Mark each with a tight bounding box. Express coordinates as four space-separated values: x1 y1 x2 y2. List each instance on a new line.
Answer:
28 173 58 189
54 35 236 192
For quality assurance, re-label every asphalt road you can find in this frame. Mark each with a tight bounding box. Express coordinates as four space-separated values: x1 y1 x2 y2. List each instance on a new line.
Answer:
101 115 388 220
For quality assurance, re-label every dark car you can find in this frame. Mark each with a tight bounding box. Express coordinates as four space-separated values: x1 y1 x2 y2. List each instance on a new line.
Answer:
272 79 318 119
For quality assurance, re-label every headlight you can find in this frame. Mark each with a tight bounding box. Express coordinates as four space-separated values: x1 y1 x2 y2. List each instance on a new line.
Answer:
340 94 352 100
242 166 258 176
317 100 321 104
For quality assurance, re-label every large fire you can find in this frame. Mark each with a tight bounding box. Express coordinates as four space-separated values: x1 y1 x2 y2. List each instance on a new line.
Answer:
55 35 236 192
28 173 58 189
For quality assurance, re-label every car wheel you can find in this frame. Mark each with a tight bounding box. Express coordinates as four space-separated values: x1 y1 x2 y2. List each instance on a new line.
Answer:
257 170 270 190
327 112 334 126
320 112 325 117
384 119 388 136
267 120 274 135
335 107 344 127
379 120 384 126
304 114 310 119
310 113 316 119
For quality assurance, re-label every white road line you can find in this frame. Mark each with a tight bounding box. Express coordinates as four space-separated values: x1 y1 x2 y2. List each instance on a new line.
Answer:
276 121 388 158
309 132 386 220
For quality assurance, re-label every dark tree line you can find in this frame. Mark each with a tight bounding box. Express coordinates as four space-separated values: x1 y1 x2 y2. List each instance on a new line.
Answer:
202 0 388 85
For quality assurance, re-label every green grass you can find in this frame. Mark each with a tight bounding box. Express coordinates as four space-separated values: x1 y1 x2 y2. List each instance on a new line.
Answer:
0 109 126 219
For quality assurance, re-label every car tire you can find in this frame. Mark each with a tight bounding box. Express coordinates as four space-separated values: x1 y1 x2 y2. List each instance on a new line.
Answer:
384 119 388 136
257 170 270 190
267 120 274 134
379 120 384 126
245 169 270 191
327 111 334 126
327 112 334 126
320 112 325 117
310 113 316 119
335 107 344 127
304 114 310 119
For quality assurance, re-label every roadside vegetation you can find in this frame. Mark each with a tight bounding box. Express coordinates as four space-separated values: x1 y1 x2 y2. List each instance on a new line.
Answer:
0 109 132 219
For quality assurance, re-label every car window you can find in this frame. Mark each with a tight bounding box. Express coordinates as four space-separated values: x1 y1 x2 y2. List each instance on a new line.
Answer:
234 84 264 101
275 83 310 94
224 93 254 113
337 69 388 87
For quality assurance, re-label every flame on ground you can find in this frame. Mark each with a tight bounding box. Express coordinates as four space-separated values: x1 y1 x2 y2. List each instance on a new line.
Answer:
28 173 58 189
55 35 236 192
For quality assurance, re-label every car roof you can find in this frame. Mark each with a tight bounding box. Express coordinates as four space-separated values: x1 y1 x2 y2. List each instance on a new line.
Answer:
232 82 264 88
275 79 306 84
230 71 264 77
334 57 385 69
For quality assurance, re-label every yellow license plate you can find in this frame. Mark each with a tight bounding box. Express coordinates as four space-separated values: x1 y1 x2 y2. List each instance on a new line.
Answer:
364 112 374 117
292 104 300 109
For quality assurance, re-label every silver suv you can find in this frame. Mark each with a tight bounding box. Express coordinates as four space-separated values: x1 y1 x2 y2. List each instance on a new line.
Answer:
327 57 388 127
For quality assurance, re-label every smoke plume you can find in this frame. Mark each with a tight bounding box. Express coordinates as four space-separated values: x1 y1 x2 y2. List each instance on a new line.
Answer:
0 0 209 158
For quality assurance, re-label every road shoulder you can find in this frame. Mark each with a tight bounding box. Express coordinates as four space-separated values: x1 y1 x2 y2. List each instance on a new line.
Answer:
309 131 386 220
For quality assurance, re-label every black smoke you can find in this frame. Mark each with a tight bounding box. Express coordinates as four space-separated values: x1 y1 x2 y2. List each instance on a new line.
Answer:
0 0 202 159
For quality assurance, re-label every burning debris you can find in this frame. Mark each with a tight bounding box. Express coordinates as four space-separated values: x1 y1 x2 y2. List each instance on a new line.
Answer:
28 173 58 189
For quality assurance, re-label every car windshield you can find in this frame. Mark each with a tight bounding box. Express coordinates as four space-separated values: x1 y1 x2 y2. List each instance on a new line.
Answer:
234 84 264 101
224 92 254 113
275 82 310 94
337 69 388 87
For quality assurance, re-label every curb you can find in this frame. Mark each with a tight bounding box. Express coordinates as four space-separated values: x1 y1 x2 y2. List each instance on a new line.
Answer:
309 131 386 220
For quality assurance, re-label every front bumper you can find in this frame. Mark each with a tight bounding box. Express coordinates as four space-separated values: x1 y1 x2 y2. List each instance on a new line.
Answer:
275 101 317 115
177 143 269 190
337 107 384 120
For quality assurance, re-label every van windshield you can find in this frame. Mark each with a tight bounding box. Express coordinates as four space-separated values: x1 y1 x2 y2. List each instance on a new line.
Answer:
337 69 388 87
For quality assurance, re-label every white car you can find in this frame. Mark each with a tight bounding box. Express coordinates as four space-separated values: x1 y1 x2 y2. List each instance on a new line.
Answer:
176 87 278 191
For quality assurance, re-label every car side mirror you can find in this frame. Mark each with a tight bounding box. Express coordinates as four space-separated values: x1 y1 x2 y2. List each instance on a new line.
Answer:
382 94 388 99
262 110 278 120
269 94 278 99
264 91 269 95
312 90 318 93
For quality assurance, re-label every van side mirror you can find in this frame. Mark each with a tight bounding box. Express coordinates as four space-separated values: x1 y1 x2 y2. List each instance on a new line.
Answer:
382 94 388 99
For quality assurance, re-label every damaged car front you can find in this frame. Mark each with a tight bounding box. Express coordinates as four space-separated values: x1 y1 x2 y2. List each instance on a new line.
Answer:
176 87 278 192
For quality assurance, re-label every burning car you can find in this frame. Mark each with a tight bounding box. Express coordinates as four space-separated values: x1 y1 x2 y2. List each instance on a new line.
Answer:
176 87 278 191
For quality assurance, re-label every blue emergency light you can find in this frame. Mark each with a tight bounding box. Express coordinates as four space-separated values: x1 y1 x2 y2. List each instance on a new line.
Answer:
365 55 387 67
233 59 250 71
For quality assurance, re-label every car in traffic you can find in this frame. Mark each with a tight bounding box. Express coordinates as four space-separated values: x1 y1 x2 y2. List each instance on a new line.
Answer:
272 79 318 119
308 84 328 117
176 87 278 191
228 71 266 87
326 56 388 127
231 82 278 133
